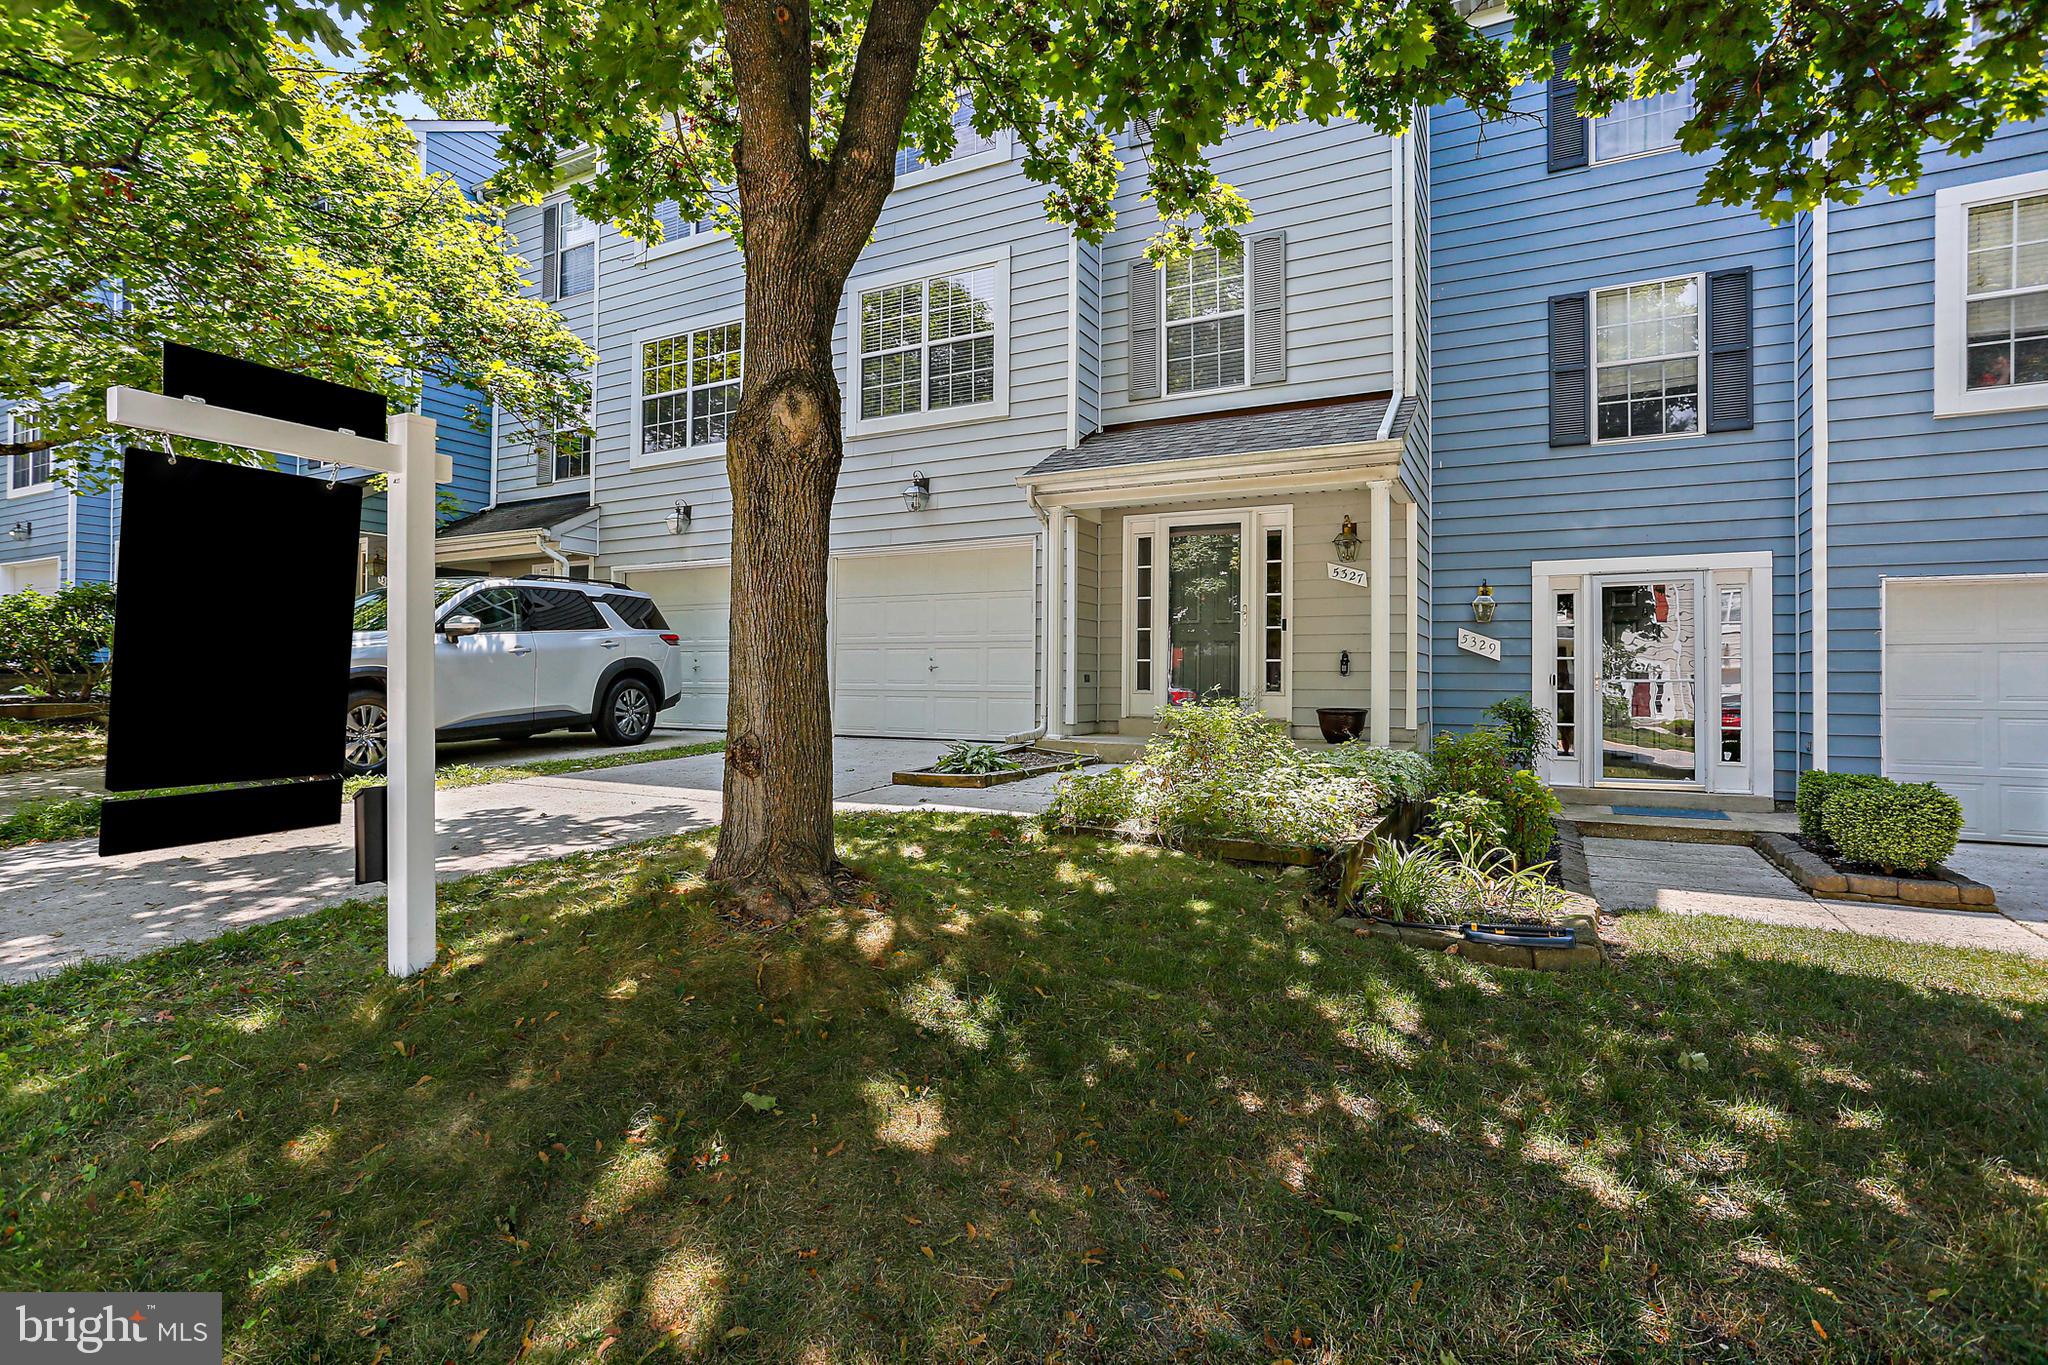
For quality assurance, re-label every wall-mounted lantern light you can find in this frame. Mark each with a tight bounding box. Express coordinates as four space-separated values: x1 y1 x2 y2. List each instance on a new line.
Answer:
1331 515 1361 562
1472 579 1496 624
901 470 931 513
665 500 692 535
6 521 29 542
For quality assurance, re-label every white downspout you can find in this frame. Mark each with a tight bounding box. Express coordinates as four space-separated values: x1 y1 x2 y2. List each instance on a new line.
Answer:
1811 201 1831 770
1377 124 1408 443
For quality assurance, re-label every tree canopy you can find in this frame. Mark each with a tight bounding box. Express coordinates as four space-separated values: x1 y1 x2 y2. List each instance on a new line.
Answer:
0 9 593 480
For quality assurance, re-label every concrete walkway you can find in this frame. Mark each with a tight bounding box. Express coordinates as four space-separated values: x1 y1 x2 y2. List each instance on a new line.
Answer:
1585 836 2048 958
0 737 1069 983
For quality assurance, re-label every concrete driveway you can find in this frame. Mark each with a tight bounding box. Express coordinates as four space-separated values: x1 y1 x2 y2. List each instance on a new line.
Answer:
0 736 1071 983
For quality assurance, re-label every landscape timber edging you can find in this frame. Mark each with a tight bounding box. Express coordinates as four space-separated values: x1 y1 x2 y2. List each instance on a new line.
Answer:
892 751 1101 789
1752 832 1997 911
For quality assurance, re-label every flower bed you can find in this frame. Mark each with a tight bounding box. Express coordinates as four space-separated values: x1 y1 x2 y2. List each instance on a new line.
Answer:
893 746 1095 789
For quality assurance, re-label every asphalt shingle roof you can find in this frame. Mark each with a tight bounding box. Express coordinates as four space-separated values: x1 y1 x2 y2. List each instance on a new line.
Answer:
1027 394 1410 478
436 493 592 539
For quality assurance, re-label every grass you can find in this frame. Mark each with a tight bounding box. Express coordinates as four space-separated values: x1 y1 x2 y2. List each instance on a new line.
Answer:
2 812 2044 1361
0 739 725 850
0 719 106 776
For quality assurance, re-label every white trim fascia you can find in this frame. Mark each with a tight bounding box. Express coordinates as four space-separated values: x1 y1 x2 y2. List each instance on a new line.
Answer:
1405 497 1419 732
1810 200 1831 768
614 557 734 575
1532 550 1771 579
1884 570 2048 587
843 245 1013 439
1931 165 2048 418
628 314 743 470
641 225 734 264
828 534 1038 562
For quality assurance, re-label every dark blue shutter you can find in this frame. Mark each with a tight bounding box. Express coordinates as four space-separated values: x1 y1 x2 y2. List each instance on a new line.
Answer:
1547 49 1587 172
1549 292 1591 446
1705 267 1753 433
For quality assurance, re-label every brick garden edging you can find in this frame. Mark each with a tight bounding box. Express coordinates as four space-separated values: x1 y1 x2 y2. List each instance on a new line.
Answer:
1753 833 1997 911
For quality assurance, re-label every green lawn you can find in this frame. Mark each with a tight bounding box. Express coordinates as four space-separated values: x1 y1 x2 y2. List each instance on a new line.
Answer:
2 813 2043 1361
0 719 106 776
0 739 726 850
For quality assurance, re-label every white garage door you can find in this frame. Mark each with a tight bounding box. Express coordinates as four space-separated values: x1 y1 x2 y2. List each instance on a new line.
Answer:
1884 576 2048 844
627 565 730 730
833 543 1036 739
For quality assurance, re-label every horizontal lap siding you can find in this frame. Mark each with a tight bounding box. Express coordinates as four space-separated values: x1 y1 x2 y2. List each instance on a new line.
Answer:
1820 124 2048 770
1429 81 1802 795
421 129 503 200
1099 121 1398 424
499 200 599 510
421 379 492 517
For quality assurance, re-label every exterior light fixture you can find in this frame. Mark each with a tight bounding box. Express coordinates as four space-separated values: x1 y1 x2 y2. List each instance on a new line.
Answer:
901 470 931 513
665 500 692 535
6 521 28 542
1331 515 1361 562
1472 580 1496 624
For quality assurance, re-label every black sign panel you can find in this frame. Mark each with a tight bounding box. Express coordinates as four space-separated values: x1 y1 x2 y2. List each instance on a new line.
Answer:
162 342 388 440
100 778 346 857
104 449 363 796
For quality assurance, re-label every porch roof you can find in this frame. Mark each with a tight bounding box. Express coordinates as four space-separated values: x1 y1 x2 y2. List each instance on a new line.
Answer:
1026 392 1412 479
436 493 591 539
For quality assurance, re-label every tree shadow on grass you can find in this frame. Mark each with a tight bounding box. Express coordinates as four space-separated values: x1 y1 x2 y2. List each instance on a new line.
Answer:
2 811 2044 1362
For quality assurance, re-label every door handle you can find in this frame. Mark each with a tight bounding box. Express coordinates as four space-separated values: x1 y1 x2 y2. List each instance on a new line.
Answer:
509 646 532 656
600 639 622 649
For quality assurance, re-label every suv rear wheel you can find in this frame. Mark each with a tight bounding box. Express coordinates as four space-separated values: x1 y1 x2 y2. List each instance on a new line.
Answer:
344 687 389 775
597 675 656 746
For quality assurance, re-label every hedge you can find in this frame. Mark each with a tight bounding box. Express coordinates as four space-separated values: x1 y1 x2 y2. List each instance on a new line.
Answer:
1795 770 1886 844
1822 782 1963 875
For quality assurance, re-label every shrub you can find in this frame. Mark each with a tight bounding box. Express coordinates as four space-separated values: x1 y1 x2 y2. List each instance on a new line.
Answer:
0 581 115 700
1483 697 1553 769
1502 767 1561 867
931 742 1019 775
1427 790 1506 849
1044 764 1142 829
1823 781 1963 874
1426 727 1515 800
1423 728 1559 868
1317 742 1431 802
1796 770 1888 844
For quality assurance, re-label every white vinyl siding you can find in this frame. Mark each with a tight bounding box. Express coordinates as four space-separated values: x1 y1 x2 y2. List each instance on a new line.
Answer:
1164 245 1247 395
1592 275 1704 441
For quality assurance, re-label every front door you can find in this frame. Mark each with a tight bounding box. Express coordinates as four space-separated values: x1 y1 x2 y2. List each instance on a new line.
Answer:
1594 577 1703 784
1166 523 1243 703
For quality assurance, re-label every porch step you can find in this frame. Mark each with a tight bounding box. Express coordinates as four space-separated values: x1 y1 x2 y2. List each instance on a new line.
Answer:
1560 805 1799 845
1040 736 1147 762
1549 785 1778 814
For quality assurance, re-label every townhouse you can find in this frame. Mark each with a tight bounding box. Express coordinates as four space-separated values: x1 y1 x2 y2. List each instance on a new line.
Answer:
1432 10 2048 841
468 116 1429 748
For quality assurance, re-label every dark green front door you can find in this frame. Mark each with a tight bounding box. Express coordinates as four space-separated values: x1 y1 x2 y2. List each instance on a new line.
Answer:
1168 524 1242 702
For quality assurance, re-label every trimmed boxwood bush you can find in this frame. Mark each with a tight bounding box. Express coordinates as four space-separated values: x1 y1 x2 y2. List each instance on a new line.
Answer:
1823 781 1963 874
1795 769 1887 844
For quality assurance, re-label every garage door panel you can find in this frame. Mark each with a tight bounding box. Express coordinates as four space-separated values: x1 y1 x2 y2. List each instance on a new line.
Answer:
632 566 732 731
833 544 1036 740
1886 576 2048 844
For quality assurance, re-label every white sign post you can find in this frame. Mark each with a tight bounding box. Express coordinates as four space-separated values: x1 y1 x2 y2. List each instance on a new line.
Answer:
106 386 448 976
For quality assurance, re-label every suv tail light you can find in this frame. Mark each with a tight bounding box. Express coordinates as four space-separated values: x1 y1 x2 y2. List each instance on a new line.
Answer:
660 633 681 646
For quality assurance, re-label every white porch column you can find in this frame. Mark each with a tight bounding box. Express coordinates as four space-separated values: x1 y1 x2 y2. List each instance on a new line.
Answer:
1043 505 1068 740
1369 480 1392 746
1405 497 1419 735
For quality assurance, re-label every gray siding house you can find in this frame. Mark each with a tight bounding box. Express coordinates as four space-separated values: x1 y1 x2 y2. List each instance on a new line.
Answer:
482 116 1426 746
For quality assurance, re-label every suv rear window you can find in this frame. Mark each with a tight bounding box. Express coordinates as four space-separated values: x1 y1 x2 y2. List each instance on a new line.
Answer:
517 586 605 631
601 593 668 630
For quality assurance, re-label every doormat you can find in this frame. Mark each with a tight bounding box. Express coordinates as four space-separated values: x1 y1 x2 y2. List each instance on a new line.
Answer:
1608 806 1730 820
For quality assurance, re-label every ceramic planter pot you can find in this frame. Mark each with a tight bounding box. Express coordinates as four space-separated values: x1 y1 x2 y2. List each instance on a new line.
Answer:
1316 707 1367 744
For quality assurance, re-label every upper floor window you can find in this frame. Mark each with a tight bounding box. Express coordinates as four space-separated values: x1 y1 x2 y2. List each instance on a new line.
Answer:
895 94 1003 180
856 261 1003 426
1934 168 2048 416
540 199 595 301
1165 245 1247 395
541 413 590 484
6 411 52 493
638 321 743 462
1590 80 1694 163
1592 276 1702 441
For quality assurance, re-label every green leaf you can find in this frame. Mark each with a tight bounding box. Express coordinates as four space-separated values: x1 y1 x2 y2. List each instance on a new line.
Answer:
740 1091 778 1112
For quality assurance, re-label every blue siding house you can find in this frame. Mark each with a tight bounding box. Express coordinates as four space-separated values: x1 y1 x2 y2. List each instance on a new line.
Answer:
3 404 119 594
1429 22 2048 841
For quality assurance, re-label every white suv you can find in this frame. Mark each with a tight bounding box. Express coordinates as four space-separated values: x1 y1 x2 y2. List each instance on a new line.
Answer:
345 575 685 775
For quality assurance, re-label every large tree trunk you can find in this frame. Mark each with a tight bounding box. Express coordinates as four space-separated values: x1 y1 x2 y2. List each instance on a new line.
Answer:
707 251 848 921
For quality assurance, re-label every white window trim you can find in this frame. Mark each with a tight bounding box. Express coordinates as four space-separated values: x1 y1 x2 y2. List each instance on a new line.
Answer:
6 413 54 498
1160 245 1252 400
893 129 1015 191
1588 272 1708 445
843 245 1011 438
630 314 744 470
1587 79 1694 167
1933 166 2048 417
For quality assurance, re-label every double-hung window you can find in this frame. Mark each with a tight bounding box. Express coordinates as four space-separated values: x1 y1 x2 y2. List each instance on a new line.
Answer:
1590 79 1694 163
646 199 725 259
1164 246 1247 395
539 410 589 484
6 411 51 493
894 93 1006 182
852 253 1007 432
539 199 596 300
636 321 743 463
1592 276 1703 441
1935 168 2048 415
